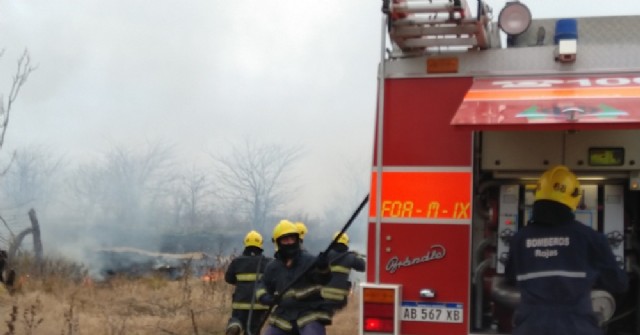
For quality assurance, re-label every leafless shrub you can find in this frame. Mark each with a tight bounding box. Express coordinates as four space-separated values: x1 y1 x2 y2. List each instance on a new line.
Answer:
61 298 79 335
102 308 128 335
11 251 87 287
4 305 17 335
22 296 43 335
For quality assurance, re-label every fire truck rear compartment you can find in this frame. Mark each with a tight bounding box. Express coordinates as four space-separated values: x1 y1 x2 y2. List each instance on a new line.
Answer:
471 129 640 334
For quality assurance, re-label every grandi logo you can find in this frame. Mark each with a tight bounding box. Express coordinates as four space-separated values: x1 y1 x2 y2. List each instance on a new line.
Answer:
385 244 446 274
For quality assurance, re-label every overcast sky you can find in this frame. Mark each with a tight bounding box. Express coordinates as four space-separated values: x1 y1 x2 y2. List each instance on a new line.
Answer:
2 0 640 216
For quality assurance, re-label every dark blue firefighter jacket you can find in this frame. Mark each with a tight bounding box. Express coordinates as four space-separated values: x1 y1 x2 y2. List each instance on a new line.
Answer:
505 202 628 335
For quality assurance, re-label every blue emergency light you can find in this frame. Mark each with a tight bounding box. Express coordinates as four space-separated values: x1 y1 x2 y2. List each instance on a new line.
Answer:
554 18 578 44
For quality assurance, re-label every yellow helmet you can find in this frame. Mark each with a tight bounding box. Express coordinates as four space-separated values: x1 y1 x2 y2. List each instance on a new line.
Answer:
244 230 263 249
333 231 349 246
272 220 299 242
295 222 308 240
535 165 582 211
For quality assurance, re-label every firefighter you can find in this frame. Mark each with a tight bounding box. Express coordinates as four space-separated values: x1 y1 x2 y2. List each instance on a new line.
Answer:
256 220 332 335
0 250 7 286
0 250 15 294
295 221 308 246
505 165 628 335
224 230 272 335
321 232 365 313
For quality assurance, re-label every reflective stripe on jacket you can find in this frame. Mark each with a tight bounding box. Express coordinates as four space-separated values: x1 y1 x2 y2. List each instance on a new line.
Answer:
257 251 331 330
225 254 272 309
321 249 366 303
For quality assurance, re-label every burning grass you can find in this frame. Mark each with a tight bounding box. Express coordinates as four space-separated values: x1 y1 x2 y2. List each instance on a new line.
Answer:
0 272 360 334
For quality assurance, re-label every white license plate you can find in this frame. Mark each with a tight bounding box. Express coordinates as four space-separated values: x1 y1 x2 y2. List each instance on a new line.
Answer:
401 302 463 323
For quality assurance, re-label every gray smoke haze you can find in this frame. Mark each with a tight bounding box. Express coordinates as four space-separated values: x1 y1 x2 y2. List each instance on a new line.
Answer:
1 0 639 274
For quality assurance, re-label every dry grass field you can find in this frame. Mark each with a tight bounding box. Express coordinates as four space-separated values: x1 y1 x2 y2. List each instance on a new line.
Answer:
0 271 359 335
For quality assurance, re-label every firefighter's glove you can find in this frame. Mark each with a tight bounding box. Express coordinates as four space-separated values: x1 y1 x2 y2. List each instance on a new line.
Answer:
259 293 277 306
315 252 329 271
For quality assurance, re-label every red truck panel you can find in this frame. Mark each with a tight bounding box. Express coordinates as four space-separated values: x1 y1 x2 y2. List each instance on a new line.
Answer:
368 77 474 334
373 77 473 166
367 222 470 335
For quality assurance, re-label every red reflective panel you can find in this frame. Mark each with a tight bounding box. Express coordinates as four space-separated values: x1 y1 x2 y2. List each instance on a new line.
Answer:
363 302 394 317
363 317 394 333
363 302 394 333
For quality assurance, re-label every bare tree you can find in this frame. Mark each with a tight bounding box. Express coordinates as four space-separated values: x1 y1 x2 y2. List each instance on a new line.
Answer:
0 146 65 210
321 155 370 250
211 139 302 232
0 146 64 255
169 166 216 230
0 49 36 151
0 50 36 254
70 141 178 246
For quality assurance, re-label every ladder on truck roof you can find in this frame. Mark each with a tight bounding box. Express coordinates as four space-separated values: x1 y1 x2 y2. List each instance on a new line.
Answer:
387 0 493 55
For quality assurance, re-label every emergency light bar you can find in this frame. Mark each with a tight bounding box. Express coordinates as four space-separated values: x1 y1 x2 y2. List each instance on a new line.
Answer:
555 18 578 62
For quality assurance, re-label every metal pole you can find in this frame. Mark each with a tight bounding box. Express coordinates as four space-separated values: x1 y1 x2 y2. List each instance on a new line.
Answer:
375 3 389 284
245 255 264 335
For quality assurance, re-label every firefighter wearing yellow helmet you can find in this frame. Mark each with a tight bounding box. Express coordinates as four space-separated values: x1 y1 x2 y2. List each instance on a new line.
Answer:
333 231 349 246
224 230 272 335
321 232 365 314
270 219 296 251
505 165 628 335
256 219 332 334
295 221 308 242
534 165 583 210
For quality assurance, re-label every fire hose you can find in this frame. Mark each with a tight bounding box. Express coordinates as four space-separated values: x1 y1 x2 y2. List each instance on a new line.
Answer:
245 255 264 335
253 194 370 333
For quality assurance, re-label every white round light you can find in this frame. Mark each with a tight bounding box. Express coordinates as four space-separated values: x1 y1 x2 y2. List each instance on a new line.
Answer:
498 2 532 35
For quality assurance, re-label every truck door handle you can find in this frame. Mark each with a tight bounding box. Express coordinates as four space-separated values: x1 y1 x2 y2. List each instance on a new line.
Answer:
561 107 585 121
420 289 436 298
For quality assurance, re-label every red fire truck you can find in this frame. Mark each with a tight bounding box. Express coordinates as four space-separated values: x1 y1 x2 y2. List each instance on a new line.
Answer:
359 1 640 334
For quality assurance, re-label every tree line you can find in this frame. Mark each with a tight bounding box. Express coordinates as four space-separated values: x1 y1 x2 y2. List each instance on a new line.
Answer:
0 50 369 274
